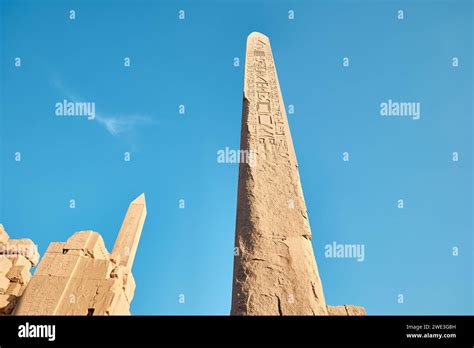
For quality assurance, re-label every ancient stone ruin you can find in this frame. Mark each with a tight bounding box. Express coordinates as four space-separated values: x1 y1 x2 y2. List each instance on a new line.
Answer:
0 225 39 314
10 193 146 315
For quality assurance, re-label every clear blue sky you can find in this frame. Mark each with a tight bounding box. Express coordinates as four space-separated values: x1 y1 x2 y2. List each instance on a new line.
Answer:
0 0 472 315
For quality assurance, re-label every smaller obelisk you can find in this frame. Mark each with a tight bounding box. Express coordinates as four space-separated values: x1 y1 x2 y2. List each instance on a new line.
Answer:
111 193 147 270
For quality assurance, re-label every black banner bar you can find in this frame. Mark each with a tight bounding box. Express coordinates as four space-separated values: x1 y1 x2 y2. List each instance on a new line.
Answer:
0 315 472 346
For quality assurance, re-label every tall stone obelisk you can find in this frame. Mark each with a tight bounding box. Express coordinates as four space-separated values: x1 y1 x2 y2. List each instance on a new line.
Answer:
231 32 328 315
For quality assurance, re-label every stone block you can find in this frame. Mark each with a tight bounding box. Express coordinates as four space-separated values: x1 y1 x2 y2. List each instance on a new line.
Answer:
0 275 10 294
2 238 39 266
64 231 108 260
0 294 16 314
45 242 66 254
6 265 31 284
6 282 22 296
7 255 30 268
345 305 366 316
0 257 13 275
123 272 135 303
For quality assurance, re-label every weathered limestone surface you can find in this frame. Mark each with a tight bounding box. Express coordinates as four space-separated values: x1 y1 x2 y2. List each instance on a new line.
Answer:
231 32 365 316
14 194 146 315
327 305 366 316
0 224 39 314
231 32 327 315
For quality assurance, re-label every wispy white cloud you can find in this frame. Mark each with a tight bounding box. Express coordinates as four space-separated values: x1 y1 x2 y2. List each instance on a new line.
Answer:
95 114 154 136
52 78 156 137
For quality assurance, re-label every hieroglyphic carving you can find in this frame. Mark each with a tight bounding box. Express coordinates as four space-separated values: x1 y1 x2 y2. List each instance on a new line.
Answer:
245 36 290 160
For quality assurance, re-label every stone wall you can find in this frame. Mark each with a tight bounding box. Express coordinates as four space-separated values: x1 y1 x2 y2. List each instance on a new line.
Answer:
0 224 39 314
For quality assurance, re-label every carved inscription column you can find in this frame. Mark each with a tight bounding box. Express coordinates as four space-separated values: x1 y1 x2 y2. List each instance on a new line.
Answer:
231 32 328 315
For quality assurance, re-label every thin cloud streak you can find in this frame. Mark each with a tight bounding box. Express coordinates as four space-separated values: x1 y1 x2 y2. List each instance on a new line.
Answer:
52 78 156 137
95 114 155 136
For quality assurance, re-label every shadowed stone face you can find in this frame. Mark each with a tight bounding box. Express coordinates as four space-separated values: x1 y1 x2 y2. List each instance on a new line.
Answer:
231 32 328 315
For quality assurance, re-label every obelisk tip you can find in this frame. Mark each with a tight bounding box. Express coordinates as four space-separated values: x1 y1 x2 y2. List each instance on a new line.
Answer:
248 31 269 41
132 193 146 205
